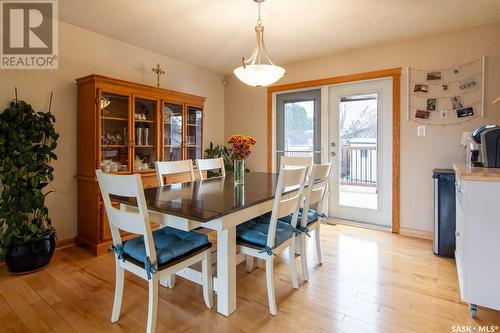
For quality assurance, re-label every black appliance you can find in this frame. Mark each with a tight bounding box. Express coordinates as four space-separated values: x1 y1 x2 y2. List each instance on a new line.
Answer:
470 124 500 167
432 169 456 258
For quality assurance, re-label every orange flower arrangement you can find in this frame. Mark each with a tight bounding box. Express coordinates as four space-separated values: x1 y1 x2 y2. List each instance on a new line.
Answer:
227 135 256 160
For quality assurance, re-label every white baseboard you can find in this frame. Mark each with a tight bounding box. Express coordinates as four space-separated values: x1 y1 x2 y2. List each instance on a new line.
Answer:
322 217 392 233
399 227 433 240
324 217 433 240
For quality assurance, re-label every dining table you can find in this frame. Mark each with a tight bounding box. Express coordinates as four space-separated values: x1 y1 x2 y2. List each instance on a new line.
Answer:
113 172 293 317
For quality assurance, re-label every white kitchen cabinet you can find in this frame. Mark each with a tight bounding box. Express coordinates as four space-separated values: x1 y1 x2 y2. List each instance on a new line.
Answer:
453 163 500 317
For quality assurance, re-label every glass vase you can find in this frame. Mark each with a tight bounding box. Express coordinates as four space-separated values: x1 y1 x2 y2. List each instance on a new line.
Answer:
233 159 244 185
234 183 245 206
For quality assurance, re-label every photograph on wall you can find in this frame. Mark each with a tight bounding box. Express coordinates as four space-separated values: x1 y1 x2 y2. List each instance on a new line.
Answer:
456 106 474 118
452 65 461 75
459 78 477 90
413 84 429 94
451 95 464 109
426 71 442 81
426 98 437 111
415 109 431 120
440 110 448 119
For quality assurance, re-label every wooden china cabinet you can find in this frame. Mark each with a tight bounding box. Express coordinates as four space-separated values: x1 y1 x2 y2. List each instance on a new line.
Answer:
75 74 205 255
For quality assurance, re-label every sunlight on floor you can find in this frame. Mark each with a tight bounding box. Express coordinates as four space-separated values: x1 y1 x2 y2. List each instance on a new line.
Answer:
339 185 378 210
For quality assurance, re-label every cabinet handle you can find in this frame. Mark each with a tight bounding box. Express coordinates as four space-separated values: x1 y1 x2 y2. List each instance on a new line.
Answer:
455 231 461 237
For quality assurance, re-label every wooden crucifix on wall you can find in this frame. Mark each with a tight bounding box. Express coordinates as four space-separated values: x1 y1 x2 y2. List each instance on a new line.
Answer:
152 64 165 87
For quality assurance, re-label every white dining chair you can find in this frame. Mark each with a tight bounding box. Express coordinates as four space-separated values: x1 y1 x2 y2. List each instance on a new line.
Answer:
96 171 213 333
280 162 332 281
196 157 226 180
280 155 314 176
155 160 195 186
154 160 196 288
236 166 308 315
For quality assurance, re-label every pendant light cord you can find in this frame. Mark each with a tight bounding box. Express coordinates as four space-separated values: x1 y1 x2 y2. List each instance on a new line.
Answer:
257 0 262 25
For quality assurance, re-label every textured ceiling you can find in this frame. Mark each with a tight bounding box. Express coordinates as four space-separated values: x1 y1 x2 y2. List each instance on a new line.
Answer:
59 0 500 74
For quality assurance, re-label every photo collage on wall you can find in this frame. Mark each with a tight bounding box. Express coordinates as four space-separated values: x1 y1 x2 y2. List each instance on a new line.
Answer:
408 57 484 125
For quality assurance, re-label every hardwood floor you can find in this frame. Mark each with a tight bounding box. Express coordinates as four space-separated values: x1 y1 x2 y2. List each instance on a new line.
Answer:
1 224 499 333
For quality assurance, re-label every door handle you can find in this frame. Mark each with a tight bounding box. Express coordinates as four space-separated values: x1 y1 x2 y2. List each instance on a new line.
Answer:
330 152 336 157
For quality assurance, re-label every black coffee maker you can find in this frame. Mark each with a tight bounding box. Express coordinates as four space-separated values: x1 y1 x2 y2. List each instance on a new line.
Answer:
470 124 500 167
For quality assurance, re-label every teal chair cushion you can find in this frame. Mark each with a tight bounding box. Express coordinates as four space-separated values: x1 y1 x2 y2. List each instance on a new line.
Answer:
236 215 294 248
279 208 320 225
123 227 209 265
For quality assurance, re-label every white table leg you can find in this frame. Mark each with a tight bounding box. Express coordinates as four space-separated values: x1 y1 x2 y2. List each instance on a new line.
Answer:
216 227 236 316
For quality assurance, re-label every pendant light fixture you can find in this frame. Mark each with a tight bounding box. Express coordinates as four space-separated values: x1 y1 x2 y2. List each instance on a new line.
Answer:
234 0 285 88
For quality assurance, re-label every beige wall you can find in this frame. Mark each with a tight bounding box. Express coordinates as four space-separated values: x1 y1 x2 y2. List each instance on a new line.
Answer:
225 21 500 233
0 21 225 241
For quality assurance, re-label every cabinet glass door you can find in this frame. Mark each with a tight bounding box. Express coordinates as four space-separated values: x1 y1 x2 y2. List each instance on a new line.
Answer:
186 106 202 160
134 98 157 171
163 103 183 161
100 92 130 172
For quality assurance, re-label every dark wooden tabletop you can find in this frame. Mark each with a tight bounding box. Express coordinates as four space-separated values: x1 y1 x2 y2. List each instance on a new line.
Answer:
113 172 281 222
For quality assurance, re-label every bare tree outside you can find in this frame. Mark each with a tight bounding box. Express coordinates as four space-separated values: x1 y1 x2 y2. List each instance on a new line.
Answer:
339 98 377 144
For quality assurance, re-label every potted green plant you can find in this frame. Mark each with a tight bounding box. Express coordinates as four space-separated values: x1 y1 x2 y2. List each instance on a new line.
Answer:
0 99 59 273
204 142 233 176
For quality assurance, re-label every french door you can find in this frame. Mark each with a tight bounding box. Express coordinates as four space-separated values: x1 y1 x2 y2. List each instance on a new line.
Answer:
329 79 392 227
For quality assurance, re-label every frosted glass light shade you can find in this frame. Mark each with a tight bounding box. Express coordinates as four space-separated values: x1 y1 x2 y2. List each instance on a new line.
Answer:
234 64 285 88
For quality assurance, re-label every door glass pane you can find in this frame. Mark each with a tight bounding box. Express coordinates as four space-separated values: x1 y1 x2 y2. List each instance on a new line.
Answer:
186 106 202 160
163 103 183 161
284 100 315 159
338 94 378 209
275 90 321 171
101 92 129 172
134 98 157 171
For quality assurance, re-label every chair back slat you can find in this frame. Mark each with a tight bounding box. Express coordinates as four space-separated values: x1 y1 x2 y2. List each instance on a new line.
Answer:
280 156 313 175
311 163 331 181
299 162 333 227
155 160 195 186
96 171 143 198
282 167 308 188
196 158 226 180
308 184 327 205
96 171 157 263
107 209 146 235
277 196 302 219
266 166 308 248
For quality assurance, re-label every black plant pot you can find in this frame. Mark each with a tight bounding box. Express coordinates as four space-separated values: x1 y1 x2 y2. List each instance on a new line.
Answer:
5 231 56 274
